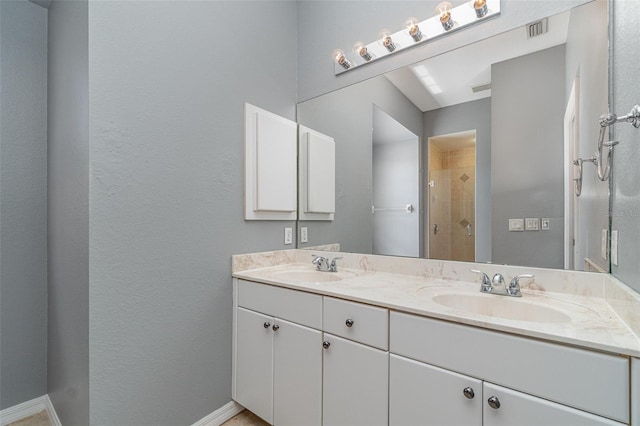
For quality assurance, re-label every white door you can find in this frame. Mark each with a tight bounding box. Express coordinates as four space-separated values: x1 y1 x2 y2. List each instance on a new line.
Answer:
273 319 322 426
564 78 580 270
389 354 482 426
482 382 625 426
322 334 388 426
235 308 274 424
372 106 420 257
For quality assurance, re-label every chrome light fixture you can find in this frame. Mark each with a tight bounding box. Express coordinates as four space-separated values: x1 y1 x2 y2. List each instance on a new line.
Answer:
354 43 373 61
405 18 422 42
332 0 501 75
379 31 396 52
436 2 454 31
472 0 489 18
333 49 352 70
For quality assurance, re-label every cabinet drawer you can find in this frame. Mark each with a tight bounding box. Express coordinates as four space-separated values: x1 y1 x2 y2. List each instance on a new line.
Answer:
238 280 322 329
482 382 625 426
390 311 629 423
323 297 388 350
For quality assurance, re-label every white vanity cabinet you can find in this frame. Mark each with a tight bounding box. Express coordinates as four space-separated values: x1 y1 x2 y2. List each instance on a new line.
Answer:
322 298 389 426
482 382 625 426
234 280 323 426
389 354 482 426
322 334 388 426
390 311 630 426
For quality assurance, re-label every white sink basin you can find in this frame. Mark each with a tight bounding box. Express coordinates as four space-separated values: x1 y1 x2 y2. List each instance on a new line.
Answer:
432 293 572 324
270 269 356 283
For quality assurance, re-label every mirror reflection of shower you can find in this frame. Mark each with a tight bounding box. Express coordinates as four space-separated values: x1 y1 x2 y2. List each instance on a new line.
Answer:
428 130 476 262
372 106 420 257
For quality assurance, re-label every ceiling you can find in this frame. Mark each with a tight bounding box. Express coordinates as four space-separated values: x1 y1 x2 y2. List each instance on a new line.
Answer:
385 10 571 112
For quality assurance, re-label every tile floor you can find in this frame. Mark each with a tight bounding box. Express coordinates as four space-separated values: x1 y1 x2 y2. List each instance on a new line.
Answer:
222 409 269 426
6 410 50 426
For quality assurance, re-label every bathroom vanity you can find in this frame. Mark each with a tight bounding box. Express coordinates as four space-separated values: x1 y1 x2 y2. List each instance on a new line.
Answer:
231 249 640 426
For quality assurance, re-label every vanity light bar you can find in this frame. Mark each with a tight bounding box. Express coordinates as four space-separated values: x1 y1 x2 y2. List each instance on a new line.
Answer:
333 0 501 75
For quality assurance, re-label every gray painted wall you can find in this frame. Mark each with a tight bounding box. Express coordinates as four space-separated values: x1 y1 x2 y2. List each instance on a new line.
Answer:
297 0 590 102
423 98 492 263
47 0 90 424
611 0 640 294
565 0 610 271
297 76 424 253
491 45 566 269
0 0 48 410
88 2 298 424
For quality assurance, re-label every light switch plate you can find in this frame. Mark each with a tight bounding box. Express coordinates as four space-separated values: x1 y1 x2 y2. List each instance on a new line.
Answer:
284 227 293 245
601 229 608 260
525 218 540 231
541 218 550 231
611 230 618 266
509 219 524 232
300 227 308 243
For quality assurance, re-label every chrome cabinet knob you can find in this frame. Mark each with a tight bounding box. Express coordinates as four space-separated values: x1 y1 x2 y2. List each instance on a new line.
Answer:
263 322 271 329
345 319 354 327
487 396 501 409
463 387 475 399
272 324 280 332
322 341 331 349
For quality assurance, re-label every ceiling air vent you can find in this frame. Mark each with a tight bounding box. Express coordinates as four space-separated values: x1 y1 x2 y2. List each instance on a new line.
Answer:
526 18 548 39
471 82 492 93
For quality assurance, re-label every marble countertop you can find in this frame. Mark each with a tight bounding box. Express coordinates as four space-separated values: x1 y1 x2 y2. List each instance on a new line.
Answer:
233 258 640 358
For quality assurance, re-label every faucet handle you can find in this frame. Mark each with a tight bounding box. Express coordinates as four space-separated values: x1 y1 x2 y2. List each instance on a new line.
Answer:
470 269 492 292
311 254 329 271
508 274 534 296
329 257 343 272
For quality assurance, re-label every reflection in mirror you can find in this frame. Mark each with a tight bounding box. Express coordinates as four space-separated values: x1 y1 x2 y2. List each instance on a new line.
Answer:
297 1 610 272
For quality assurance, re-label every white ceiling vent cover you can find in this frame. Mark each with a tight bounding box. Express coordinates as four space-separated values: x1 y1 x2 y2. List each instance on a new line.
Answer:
526 18 548 39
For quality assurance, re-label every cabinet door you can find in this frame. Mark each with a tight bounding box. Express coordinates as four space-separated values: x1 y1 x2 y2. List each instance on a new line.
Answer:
389 354 482 426
236 307 274 424
322 334 388 426
483 382 626 426
273 319 322 426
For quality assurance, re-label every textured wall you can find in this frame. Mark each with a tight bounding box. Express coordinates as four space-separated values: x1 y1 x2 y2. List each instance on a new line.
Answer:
88 2 298 424
0 0 48 410
296 0 590 102
491 46 566 269
47 0 90 424
297 76 424 254
611 0 640 294
424 99 491 263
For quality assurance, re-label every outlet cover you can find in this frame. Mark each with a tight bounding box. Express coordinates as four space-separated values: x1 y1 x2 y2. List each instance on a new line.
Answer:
509 219 524 232
611 230 618 266
541 218 550 231
525 218 540 231
601 229 608 260
284 227 293 245
300 227 308 243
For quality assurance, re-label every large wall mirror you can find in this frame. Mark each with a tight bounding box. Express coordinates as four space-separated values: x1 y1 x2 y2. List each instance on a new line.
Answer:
297 0 610 272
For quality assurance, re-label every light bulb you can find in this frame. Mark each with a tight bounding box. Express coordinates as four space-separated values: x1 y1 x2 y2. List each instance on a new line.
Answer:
354 43 372 61
379 31 396 53
472 0 488 18
333 49 352 70
405 18 423 42
436 2 454 31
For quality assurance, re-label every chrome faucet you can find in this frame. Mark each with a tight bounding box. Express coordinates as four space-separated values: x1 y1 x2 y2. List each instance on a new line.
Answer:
312 255 342 272
470 269 534 297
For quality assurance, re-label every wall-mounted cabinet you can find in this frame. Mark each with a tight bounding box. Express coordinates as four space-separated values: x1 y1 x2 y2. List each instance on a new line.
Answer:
245 103 298 220
298 126 335 221
244 106 336 222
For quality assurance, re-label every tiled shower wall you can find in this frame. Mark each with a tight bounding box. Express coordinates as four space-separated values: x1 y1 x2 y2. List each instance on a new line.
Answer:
428 145 476 262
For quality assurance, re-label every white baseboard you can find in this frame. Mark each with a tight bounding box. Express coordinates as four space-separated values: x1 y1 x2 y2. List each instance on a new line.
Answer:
0 395 61 426
191 401 244 426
